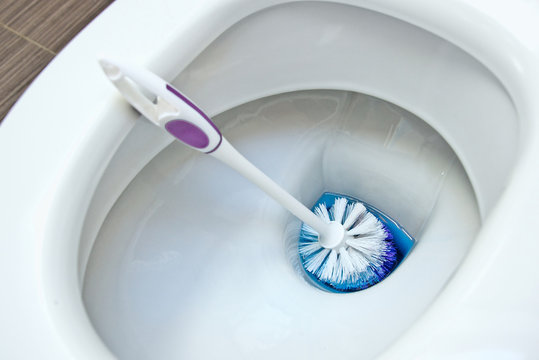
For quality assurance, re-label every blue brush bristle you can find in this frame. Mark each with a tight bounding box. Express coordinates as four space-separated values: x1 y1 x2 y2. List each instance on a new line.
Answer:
298 193 405 293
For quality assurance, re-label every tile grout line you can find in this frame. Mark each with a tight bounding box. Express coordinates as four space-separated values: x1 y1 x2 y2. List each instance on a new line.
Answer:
1 23 57 56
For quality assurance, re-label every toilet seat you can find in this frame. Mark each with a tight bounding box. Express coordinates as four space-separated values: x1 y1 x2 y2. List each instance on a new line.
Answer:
1 0 539 358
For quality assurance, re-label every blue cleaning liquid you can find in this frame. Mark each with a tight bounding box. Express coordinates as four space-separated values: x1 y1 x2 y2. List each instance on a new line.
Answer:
299 192 416 293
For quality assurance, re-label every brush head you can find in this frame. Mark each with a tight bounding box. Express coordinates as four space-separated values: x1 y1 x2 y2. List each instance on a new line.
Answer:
298 193 399 292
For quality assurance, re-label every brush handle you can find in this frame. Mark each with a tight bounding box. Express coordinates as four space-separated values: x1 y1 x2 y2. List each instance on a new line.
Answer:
164 86 330 236
163 81 329 234
99 58 222 153
100 59 330 238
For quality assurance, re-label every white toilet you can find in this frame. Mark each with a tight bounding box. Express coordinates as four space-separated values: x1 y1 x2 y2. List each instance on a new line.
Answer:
1 0 539 359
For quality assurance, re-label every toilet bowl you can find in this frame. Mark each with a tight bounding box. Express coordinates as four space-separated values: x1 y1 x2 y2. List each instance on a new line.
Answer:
1 0 539 359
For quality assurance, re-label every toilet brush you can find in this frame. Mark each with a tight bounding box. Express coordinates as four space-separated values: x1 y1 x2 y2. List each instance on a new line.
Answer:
99 58 397 292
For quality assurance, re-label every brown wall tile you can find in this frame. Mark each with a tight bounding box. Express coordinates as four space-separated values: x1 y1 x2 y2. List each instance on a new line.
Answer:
0 0 113 53
0 0 112 122
0 26 55 122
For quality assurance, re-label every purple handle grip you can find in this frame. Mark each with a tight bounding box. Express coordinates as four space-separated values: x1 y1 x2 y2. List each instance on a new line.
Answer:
165 120 209 149
165 84 222 153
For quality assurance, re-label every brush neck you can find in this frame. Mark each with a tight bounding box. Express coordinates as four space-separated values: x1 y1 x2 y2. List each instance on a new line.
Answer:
211 139 331 237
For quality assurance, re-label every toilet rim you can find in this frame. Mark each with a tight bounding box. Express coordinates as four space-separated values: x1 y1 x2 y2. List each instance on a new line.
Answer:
1 0 539 359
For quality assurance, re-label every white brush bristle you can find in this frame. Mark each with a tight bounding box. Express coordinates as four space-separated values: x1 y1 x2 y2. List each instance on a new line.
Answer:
298 197 397 291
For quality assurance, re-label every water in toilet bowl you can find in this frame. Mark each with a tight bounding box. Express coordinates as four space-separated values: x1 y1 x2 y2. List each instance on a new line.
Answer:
83 90 479 359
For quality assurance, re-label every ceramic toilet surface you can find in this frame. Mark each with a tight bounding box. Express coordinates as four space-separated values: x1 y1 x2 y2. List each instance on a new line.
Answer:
82 90 480 359
1 0 539 359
